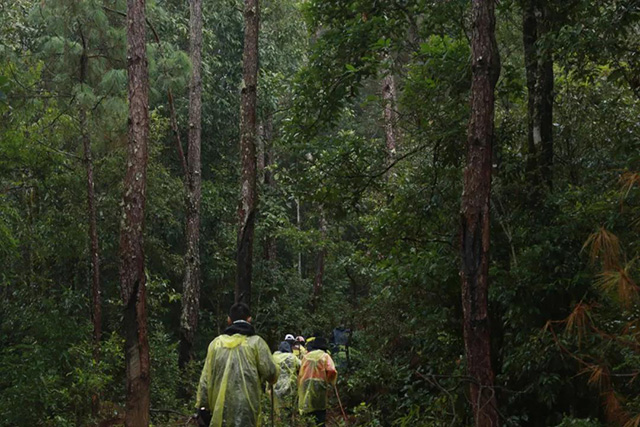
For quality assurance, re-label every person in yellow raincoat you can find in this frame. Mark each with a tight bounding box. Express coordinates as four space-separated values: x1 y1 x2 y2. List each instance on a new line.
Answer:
272 341 301 416
298 336 337 427
292 335 308 359
195 303 279 427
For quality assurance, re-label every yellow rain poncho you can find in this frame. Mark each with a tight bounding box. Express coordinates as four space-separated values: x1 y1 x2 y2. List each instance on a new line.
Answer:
298 349 337 414
196 331 279 427
292 344 307 359
272 350 301 409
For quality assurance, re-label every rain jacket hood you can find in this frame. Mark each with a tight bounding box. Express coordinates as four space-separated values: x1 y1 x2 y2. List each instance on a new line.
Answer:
278 341 292 353
196 331 278 427
223 319 255 336
298 349 337 414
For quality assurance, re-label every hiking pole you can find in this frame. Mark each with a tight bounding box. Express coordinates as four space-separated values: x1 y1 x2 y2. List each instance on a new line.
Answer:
333 383 348 423
270 383 275 427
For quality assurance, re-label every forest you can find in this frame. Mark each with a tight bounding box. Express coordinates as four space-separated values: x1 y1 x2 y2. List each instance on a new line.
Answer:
1 0 640 426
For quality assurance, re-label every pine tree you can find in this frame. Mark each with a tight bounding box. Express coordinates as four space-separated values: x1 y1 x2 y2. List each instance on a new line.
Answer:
460 0 501 424
236 0 260 306
119 0 151 423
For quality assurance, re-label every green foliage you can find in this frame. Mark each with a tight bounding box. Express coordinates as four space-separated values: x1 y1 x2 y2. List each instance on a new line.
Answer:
0 285 105 426
2 0 640 425
555 418 602 427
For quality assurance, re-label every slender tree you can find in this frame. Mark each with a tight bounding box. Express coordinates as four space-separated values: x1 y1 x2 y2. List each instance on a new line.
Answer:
235 0 260 306
523 0 554 191
382 73 398 159
119 0 150 423
261 115 277 262
178 0 204 371
312 207 327 312
78 29 102 417
460 0 501 425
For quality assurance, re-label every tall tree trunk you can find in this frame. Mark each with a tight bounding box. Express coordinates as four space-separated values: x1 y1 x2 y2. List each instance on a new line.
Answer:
460 0 501 425
382 73 398 159
120 0 150 424
79 35 101 418
311 208 327 313
523 0 554 192
235 0 260 306
179 0 204 371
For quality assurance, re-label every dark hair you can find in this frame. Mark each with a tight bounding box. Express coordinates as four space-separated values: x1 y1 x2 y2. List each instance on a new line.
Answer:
308 336 328 351
229 302 251 322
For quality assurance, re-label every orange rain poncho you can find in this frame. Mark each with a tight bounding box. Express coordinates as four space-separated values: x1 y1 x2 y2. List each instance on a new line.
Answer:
196 333 279 427
297 349 338 414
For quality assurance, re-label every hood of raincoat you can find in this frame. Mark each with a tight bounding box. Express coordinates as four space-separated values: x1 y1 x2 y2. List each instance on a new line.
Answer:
223 320 255 336
278 341 292 353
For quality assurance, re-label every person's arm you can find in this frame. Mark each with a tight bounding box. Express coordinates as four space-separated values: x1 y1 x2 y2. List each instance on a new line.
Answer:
195 340 216 410
325 353 338 385
256 337 279 385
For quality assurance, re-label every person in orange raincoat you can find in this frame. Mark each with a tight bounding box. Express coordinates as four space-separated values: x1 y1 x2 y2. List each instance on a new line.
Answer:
297 336 337 427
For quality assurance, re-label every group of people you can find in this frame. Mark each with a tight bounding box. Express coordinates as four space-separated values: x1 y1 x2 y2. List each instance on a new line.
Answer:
195 303 338 427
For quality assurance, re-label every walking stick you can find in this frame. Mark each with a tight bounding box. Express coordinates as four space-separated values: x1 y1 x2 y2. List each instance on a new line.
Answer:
270 383 275 427
333 383 348 422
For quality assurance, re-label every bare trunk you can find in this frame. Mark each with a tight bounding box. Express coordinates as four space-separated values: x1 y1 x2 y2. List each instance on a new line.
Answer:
523 0 554 192
235 0 260 307
257 122 266 183
120 0 150 424
312 209 327 313
296 199 302 277
460 0 500 425
382 73 398 159
79 36 101 418
179 0 204 371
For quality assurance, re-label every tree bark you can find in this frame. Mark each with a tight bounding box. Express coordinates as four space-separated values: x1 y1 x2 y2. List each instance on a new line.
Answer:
523 0 554 192
79 35 101 418
257 121 266 184
178 0 204 371
382 73 398 159
235 0 260 307
460 0 501 425
296 199 302 278
120 0 150 424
